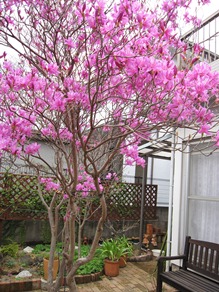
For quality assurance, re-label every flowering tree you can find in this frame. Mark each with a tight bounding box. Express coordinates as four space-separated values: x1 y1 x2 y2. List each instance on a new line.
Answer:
0 0 219 291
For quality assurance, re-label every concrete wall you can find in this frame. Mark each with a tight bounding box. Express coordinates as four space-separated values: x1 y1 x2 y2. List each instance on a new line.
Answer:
1 207 168 244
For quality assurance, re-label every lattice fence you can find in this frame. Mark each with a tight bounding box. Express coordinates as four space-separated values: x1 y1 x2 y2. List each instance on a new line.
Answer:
90 182 157 220
0 173 48 220
0 173 157 221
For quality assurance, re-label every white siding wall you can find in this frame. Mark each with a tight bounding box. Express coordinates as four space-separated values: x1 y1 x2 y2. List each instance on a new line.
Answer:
210 59 219 71
147 158 171 207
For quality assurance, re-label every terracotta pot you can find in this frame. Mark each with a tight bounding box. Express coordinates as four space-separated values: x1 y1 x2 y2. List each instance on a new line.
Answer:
43 258 59 280
104 259 119 277
119 255 127 268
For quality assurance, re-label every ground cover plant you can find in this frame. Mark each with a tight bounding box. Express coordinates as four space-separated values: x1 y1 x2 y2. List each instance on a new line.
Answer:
0 242 104 280
74 246 104 275
1 0 219 291
0 242 43 279
32 243 104 275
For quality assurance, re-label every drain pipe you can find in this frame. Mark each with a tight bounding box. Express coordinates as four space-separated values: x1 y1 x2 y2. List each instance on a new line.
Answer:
166 131 176 270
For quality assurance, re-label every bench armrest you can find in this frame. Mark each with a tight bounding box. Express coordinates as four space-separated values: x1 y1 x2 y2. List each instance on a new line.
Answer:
157 255 186 275
157 254 186 263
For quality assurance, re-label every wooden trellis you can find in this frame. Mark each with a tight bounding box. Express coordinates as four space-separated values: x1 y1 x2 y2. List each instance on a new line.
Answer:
0 173 48 220
0 173 157 221
91 182 157 220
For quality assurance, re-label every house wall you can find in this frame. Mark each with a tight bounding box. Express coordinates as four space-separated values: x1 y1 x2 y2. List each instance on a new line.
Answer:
1 140 69 174
171 128 219 257
210 58 219 71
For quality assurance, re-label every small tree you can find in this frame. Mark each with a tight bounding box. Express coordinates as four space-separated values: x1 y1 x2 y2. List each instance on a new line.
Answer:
0 0 219 291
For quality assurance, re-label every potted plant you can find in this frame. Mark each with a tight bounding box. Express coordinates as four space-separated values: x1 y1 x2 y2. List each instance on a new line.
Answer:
101 239 125 277
117 236 133 268
43 252 59 281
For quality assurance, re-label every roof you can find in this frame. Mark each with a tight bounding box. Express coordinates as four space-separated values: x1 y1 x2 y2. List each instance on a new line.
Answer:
138 134 172 160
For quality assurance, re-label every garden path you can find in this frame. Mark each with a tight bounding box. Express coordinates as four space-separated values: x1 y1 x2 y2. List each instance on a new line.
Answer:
32 261 177 292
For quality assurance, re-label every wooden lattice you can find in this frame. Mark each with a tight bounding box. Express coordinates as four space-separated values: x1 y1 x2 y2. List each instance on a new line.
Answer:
0 173 157 221
0 173 48 220
90 182 157 220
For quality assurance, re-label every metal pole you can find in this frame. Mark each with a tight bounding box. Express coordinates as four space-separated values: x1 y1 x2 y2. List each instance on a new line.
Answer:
138 156 148 254
166 132 175 270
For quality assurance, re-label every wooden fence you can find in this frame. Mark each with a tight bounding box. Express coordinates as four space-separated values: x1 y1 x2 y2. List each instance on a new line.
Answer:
0 173 157 221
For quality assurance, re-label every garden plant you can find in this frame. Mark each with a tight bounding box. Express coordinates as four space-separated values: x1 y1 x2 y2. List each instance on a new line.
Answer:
1 0 219 291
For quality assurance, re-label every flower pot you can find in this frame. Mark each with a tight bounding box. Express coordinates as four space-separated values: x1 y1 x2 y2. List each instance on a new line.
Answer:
43 258 59 280
104 259 119 277
119 255 127 268
152 249 165 257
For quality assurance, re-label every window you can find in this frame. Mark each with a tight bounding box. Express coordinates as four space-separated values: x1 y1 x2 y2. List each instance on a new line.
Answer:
188 146 219 243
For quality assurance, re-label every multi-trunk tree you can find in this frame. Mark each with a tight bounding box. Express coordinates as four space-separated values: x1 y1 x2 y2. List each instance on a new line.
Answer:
0 0 219 291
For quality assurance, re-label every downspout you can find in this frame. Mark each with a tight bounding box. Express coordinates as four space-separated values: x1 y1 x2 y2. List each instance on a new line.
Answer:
166 131 176 269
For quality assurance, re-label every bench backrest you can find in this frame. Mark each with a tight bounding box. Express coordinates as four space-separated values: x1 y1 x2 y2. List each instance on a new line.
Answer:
183 236 219 281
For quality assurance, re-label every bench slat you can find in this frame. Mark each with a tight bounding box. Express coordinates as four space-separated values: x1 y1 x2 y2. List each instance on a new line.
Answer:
194 243 198 266
216 250 219 274
203 247 208 270
209 249 214 272
198 246 203 268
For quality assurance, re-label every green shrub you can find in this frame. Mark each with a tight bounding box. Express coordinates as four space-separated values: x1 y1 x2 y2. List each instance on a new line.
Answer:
32 243 62 255
32 243 50 254
0 242 19 257
6 258 16 268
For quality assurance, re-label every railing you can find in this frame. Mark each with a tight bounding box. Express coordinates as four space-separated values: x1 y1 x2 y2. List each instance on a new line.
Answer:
181 10 219 64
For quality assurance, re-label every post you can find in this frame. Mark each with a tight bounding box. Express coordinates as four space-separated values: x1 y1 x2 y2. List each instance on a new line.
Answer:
138 156 148 254
0 220 3 243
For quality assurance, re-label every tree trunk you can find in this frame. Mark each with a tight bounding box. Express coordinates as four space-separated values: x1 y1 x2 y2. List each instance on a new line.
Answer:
66 276 78 292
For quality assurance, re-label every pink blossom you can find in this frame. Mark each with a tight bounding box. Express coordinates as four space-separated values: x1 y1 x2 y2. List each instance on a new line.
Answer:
47 63 59 76
76 183 84 191
59 128 73 140
198 125 210 135
106 173 112 180
40 178 60 191
125 158 134 166
25 143 40 155
63 193 69 200
65 38 75 48
105 172 118 181
50 95 66 112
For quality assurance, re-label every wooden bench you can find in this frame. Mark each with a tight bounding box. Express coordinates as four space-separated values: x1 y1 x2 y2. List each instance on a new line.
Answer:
156 236 219 292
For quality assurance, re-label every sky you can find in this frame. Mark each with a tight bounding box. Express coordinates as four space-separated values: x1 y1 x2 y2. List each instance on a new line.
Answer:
195 0 218 19
179 0 218 34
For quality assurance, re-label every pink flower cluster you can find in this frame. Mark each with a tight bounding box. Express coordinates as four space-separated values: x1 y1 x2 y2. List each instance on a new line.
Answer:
121 145 145 167
105 172 118 181
76 173 103 197
25 143 41 155
40 178 60 191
